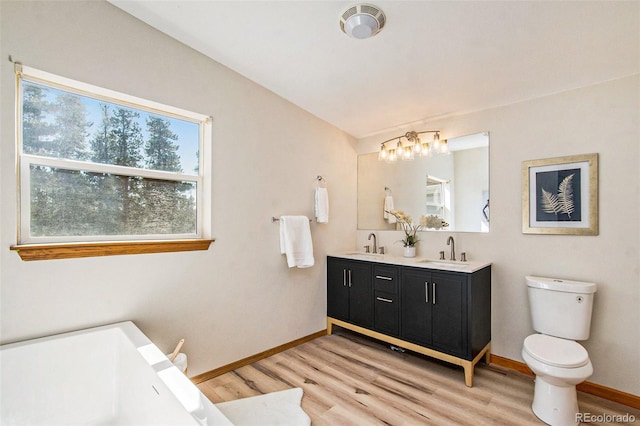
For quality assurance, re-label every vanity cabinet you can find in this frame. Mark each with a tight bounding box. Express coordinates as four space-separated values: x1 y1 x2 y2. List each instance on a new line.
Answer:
327 256 491 387
327 258 373 328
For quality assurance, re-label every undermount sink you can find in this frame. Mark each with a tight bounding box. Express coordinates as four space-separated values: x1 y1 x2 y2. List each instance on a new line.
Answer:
344 252 383 258
417 259 471 269
419 259 458 264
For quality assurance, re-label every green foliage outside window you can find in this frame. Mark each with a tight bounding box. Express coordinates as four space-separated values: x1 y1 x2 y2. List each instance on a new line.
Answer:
20 79 201 240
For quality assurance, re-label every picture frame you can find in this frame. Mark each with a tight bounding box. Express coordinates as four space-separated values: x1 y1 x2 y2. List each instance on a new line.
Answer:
522 153 598 235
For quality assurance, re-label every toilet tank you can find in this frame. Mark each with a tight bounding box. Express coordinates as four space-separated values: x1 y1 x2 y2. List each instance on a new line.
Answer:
526 276 597 340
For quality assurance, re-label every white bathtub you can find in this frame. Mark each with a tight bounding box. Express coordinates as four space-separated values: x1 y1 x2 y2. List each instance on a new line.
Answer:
0 321 232 426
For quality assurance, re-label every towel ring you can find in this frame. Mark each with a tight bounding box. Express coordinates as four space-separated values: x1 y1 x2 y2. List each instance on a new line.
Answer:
317 176 327 189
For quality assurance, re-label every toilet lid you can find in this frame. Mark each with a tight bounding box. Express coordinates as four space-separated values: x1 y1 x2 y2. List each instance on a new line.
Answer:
523 334 589 368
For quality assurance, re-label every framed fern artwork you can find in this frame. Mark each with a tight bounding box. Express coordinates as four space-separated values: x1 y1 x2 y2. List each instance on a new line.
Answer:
522 153 598 235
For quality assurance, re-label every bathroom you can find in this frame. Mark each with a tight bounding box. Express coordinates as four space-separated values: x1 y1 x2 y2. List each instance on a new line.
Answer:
0 0 638 423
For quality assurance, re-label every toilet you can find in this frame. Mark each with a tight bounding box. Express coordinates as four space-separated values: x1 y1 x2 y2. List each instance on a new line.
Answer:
522 276 597 426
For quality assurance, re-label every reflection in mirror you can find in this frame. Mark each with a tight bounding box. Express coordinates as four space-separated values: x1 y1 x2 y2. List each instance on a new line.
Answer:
358 132 489 232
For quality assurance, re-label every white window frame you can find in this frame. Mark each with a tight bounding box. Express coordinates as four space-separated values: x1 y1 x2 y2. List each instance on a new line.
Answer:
15 64 212 245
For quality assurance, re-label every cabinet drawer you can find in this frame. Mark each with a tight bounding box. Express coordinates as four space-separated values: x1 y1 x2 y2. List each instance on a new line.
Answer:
373 266 398 293
374 291 399 336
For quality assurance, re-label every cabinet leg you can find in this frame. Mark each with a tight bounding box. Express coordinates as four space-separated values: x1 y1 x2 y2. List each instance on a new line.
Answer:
463 362 474 387
484 343 491 364
327 318 333 335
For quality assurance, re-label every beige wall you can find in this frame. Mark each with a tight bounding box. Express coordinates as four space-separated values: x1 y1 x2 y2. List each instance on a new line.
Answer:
358 75 640 395
0 1 357 376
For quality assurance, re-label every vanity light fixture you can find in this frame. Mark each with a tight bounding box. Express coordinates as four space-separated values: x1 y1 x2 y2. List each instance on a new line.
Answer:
379 131 448 162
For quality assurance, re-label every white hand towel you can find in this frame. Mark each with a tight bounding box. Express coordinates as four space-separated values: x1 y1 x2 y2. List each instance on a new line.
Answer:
384 196 396 223
315 188 329 223
279 216 314 268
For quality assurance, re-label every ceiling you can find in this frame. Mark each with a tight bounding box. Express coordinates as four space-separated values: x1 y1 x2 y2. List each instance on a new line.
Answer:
109 1 638 139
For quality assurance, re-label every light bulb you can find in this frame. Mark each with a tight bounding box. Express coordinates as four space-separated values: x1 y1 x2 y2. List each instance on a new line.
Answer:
387 149 397 162
432 133 441 152
402 145 414 160
413 136 422 154
440 139 449 154
379 145 388 160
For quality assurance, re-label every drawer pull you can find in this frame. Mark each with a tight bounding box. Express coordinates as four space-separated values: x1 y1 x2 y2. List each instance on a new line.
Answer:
425 282 429 303
375 275 393 281
376 297 393 303
433 282 436 305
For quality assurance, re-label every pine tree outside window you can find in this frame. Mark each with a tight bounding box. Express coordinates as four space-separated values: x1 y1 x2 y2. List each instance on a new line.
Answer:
14 65 212 251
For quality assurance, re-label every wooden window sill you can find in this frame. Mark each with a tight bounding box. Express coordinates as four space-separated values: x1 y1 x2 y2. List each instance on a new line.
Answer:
10 239 214 261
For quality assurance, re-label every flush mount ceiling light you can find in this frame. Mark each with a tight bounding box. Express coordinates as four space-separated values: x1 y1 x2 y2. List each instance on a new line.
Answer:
378 131 448 162
340 4 386 39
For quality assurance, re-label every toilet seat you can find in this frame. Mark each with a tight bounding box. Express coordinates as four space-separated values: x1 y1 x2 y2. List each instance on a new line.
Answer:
523 334 589 368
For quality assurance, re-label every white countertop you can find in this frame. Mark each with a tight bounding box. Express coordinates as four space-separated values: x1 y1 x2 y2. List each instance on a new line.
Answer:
328 252 490 273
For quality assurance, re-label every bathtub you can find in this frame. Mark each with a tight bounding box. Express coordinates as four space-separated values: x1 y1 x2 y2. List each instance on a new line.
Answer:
0 321 232 426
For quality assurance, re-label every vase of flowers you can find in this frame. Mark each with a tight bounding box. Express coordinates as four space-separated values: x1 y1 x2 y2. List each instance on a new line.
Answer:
386 210 450 257
386 210 424 257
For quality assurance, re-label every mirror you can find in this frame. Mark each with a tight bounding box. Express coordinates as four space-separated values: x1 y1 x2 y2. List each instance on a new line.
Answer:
358 132 489 232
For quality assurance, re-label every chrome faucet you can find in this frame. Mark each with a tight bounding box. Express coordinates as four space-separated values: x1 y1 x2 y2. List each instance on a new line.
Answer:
447 236 456 261
368 233 377 254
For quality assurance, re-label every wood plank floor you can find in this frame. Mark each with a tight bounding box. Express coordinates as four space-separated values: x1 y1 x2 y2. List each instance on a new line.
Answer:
198 328 640 425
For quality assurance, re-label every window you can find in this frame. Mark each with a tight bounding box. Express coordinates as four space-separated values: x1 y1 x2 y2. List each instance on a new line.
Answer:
12 64 212 259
